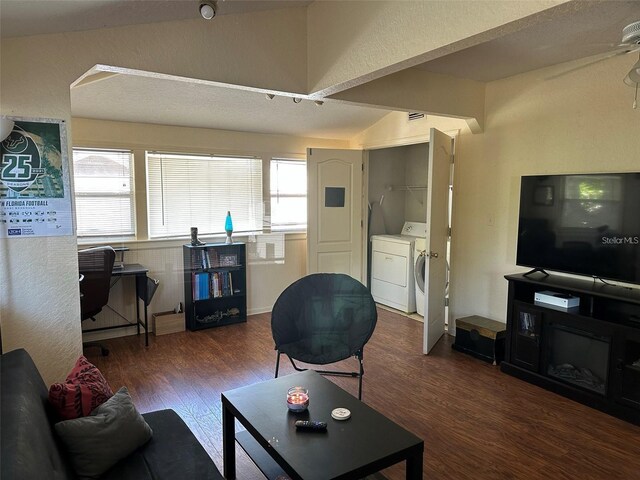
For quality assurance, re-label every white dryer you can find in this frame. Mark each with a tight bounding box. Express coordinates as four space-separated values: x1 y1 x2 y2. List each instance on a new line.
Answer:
370 222 427 313
414 237 427 316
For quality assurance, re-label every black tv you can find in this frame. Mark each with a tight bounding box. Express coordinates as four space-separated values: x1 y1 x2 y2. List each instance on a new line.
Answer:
517 173 640 284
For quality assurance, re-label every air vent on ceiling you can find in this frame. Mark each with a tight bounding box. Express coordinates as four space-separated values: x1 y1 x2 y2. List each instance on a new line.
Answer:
408 112 425 121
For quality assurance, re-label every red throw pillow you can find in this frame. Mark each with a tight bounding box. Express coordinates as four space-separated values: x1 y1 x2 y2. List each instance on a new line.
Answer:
49 356 114 420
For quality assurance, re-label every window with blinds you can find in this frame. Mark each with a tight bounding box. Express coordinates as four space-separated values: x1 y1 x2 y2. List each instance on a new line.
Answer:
270 158 306 230
147 152 263 238
72 148 135 238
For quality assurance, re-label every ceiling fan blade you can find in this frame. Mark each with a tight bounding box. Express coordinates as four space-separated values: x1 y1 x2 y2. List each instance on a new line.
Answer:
546 48 639 80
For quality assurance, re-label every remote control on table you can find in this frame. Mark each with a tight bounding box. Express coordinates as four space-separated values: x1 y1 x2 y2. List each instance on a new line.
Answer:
295 420 327 431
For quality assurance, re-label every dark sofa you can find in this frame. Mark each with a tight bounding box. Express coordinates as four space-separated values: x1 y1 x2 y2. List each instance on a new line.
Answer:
0 349 223 480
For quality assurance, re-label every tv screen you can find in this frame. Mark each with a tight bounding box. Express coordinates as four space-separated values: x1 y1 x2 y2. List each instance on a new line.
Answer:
517 173 640 284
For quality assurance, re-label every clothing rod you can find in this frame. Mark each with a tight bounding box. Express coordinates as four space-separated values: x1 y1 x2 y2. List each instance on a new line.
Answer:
386 185 427 191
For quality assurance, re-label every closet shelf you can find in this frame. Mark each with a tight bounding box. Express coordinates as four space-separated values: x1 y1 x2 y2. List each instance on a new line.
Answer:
385 185 427 191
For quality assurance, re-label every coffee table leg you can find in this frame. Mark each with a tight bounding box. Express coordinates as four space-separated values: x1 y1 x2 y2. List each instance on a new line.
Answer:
406 451 423 479
223 404 236 479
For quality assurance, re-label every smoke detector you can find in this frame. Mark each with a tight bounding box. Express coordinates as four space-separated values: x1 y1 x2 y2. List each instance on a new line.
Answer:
200 1 217 20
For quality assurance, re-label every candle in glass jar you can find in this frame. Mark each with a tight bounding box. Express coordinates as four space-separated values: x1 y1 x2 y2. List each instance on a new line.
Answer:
286 386 309 412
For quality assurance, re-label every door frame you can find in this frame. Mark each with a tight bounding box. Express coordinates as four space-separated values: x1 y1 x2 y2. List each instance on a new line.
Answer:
360 130 459 330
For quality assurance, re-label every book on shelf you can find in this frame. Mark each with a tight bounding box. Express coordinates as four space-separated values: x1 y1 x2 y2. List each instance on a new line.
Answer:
210 249 219 268
212 272 220 298
200 249 210 270
207 271 234 298
193 272 210 300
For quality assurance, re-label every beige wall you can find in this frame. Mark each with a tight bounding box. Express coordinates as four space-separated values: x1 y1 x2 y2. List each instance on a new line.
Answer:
72 118 347 339
0 7 309 383
352 111 468 149
449 53 640 330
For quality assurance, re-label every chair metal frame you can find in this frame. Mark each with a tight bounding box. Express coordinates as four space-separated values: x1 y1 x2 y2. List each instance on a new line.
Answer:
274 348 365 400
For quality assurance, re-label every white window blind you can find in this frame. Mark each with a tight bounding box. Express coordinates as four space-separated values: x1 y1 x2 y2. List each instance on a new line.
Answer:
147 152 263 238
73 148 135 238
270 158 306 230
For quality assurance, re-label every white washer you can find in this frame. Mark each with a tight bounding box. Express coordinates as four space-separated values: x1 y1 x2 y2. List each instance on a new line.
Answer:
414 237 427 317
370 222 427 313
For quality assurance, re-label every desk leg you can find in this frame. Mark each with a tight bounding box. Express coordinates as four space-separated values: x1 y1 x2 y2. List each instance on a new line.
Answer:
406 450 423 480
144 301 149 347
135 274 142 336
223 402 236 479
136 296 141 336
134 273 150 347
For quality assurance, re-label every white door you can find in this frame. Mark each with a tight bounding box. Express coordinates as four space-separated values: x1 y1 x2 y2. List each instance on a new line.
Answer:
307 148 363 282
423 128 453 354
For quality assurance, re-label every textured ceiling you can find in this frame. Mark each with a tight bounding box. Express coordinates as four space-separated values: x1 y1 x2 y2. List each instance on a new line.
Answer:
0 0 311 38
70 74 392 139
415 1 640 82
15 0 640 137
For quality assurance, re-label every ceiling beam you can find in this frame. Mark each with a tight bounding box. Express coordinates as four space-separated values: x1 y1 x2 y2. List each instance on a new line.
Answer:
329 68 485 133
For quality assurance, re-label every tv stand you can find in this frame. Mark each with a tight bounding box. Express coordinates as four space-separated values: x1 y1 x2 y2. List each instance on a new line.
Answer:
522 268 549 278
502 273 640 425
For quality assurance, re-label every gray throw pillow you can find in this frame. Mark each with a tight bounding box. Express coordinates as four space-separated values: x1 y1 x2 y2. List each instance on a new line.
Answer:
55 386 153 479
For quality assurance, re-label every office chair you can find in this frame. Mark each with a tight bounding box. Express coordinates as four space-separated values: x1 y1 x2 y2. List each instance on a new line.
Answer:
271 273 378 400
79 246 116 356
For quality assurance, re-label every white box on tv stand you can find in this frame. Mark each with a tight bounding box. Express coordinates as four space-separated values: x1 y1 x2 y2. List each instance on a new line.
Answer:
534 290 580 310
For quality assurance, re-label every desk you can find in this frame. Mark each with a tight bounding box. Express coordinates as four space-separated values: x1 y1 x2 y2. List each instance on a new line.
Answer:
82 263 151 347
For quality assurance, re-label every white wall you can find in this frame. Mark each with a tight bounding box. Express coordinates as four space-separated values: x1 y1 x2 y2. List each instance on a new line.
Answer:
352 111 469 149
449 53 640 330
0 6 311 383
404 143 429 223
72 118 347 338
368 147 407 237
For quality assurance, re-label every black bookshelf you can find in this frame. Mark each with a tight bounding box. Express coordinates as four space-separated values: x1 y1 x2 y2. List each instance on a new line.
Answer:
183 243 247 330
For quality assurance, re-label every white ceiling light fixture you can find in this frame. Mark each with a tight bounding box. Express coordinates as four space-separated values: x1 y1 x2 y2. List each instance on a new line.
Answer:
624 54 640 109
549 20 640 109
314 100 324 106
292 97 302 104
0 117 15 142
199 1 217 20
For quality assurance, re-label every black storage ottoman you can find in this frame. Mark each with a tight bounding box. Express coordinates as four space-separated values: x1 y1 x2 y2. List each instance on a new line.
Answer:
452 315 506 365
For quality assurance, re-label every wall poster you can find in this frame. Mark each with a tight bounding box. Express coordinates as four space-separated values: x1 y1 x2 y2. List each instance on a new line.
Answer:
0 117 74 238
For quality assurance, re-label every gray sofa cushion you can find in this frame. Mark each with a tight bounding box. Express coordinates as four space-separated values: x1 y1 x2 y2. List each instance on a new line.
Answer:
55 387 153 478
102 409 223 480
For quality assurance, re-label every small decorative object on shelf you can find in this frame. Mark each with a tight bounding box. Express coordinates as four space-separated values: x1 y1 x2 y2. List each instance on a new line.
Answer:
190 227 205 246
225 211 233 244
286 386 309 412
183 242 246 331
219 253 237 267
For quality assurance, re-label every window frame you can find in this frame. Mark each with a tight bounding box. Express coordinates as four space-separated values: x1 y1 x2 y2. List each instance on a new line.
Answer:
269 157 307 232
145 151 264 239
72 147 136 240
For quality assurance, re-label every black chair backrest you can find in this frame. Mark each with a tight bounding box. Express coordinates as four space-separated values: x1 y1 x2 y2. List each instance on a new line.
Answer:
271 273 377 365
78 247 116 320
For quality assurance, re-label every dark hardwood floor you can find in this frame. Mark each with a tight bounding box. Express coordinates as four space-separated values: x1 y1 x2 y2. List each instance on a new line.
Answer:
86 308 640 480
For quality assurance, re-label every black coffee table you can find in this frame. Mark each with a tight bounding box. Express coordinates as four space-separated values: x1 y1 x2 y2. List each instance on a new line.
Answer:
221 370 423 479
